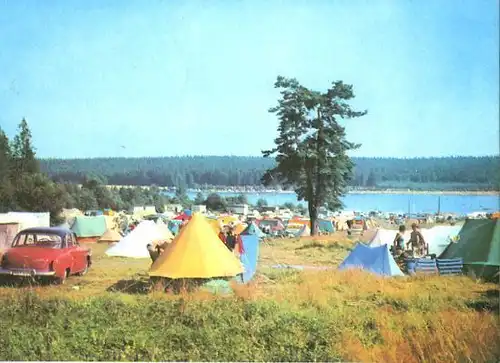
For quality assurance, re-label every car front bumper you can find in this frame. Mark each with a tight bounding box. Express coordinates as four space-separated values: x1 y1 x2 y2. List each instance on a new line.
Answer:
0 268 56 277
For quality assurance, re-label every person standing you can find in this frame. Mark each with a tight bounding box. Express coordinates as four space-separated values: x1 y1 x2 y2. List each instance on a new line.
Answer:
147 243 159 264
393 225 407 254
225 228 237 252
409 223 427 256
218 227 227 244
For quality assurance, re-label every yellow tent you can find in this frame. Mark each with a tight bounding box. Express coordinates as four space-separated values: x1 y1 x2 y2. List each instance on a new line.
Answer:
206 218 222 234
98 228 122 243
149 213 244 279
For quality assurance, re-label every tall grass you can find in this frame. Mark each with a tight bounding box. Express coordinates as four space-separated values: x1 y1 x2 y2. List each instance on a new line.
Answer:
0 238 498 362
0 271 498 362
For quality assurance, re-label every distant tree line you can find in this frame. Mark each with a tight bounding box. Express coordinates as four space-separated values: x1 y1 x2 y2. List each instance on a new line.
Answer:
40 155 500 191
0 120 175 223
0 120 300 223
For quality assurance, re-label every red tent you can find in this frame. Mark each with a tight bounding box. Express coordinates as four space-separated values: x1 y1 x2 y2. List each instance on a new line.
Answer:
173 213 192 221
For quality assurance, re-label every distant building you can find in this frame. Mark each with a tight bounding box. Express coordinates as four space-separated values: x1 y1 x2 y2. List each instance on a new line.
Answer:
192 205 207 213
229 204 249 215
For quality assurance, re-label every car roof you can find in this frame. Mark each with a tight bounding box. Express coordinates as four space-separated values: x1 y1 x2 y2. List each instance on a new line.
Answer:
17 227 72 237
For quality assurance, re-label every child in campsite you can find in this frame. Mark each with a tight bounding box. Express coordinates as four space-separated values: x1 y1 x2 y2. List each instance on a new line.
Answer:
409 223 427 256
218 227 227 244
225 228 236 252
392 225 406 254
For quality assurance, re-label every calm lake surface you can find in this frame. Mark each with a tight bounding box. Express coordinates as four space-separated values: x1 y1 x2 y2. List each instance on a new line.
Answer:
166 191 499 215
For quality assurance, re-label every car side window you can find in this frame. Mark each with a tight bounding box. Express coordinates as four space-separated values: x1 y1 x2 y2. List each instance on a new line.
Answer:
65 234 74 247
25 234 35 245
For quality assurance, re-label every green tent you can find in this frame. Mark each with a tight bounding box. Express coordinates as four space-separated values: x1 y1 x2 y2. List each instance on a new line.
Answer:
71 216 107 237
439 219 500 280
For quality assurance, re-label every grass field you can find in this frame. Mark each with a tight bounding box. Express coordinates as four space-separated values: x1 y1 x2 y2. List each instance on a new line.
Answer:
0 232 498 362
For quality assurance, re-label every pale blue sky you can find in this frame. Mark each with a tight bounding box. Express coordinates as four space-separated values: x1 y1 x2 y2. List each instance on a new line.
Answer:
0 0 498 158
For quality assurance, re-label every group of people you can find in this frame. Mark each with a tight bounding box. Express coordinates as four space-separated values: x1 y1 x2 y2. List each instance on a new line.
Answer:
218 224 244 255
392 223 428 257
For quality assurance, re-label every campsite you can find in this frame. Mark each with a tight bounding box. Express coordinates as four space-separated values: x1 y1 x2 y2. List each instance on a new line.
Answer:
1 1 499 362
0 208 498 362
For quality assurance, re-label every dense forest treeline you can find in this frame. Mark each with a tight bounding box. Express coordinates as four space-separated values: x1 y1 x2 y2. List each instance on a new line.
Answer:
40 156 500 191
2 121 258 223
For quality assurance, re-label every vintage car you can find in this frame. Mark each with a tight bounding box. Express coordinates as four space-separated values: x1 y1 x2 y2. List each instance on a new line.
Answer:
0 227 92 284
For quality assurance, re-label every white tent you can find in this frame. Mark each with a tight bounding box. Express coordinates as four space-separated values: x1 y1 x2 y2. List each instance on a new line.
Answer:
105 220 173 258
369 226 463 256
369 228 411 247
421 225 462 256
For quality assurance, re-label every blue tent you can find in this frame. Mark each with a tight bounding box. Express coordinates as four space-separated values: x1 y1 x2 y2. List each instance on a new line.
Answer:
318 219 335 233
338 243 404 277
241 222 265 238
239 235 260 283
184 209 192 217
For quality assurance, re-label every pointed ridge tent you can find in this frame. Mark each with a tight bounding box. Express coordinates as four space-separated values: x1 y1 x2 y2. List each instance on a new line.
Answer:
296 224 311 237
98 229 122 243
239 234 260 283
206 218 222 234
241 222 265 238
71 216 107 243
149 213 244 279
439 219 500 279
422 225 462 256
339 243 404 277
156 223 175 242
106 220 173 258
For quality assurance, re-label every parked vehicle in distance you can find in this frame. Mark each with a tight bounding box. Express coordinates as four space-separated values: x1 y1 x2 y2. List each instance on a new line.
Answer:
0 227 92 284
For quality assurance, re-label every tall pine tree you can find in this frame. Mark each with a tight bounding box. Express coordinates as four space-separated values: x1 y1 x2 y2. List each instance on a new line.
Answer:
0 127 11 178
11 118 39 174
262 76 366 235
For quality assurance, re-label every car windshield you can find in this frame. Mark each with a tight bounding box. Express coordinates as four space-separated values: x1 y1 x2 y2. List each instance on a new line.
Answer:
12 233 63 248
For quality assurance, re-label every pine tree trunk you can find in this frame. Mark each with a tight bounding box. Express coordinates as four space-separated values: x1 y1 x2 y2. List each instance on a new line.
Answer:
308 202 318 236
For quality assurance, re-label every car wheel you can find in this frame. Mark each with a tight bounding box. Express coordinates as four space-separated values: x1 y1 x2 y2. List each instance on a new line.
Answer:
55 269 69 285
77 260 89 276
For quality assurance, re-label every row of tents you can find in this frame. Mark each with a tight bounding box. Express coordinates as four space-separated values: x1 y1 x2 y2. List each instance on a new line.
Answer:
65 213 262 284
340 219 499 280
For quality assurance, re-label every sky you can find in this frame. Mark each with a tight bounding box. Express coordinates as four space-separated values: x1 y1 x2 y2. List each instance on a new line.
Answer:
0 0 498 159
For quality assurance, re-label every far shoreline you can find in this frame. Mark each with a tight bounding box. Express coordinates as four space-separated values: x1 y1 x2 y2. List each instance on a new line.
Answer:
103 185 499 196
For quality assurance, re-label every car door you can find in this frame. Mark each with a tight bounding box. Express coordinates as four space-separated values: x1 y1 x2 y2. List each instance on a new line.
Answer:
65 233 81 273
72 233 88 270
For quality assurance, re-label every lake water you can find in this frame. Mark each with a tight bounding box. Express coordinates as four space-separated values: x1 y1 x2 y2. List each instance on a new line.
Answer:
166 191 499 215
